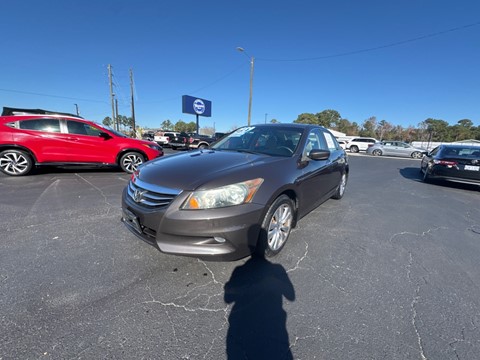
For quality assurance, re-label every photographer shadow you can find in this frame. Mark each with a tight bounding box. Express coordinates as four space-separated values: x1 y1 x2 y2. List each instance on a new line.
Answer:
224 248 295 360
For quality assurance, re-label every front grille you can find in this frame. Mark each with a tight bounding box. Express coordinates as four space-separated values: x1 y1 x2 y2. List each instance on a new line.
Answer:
127 180 179 208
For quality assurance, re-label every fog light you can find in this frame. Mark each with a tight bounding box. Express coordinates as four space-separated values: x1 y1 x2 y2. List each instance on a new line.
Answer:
214 237 226 243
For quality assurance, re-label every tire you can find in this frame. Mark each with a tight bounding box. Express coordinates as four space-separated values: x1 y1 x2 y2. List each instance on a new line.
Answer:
256 195 295 258
119 152 145 174
372 149 382 156
332 172 347 200
350 145 359 153
422 167 430 183
0 149 33 176
411 151 422 159
198 143 208 150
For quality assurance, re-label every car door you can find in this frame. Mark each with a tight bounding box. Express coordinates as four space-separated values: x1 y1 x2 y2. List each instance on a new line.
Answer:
381 141 396 156
16 118 68 162
296 129 338 217
63 120 117 163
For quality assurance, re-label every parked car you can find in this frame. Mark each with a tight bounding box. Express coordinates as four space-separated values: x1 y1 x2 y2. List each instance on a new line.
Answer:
366 141 427 158
153 132 169 146
169 132 216 150
337 140 347 150
345 137 378 153
420 144 480 185
0 107 163 176
121 124 348 261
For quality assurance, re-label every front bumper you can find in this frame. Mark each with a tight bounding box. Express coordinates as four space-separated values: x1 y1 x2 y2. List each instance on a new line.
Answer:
121 187 265 261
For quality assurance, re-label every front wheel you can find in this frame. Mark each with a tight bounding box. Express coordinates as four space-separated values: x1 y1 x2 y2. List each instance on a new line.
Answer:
119 152 145 173
256 195 295 258
421 167 431 183
0 149 33 176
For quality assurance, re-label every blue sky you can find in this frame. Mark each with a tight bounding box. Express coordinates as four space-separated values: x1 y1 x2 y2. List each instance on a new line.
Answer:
1 0 479 132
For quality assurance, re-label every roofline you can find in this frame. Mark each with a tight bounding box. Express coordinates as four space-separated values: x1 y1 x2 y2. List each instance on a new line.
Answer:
2 107 83 119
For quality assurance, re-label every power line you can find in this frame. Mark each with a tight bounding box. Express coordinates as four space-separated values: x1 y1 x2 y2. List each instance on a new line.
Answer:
0 88 109 104
257 21 480 62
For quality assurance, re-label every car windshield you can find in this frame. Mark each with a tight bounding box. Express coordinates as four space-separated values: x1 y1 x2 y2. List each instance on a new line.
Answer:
211 126 303 157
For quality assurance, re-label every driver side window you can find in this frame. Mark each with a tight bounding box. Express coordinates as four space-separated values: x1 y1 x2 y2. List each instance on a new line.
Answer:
303 129 328 157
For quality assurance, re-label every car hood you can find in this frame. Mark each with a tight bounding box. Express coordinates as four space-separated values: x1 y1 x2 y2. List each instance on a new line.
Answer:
136 150 285 191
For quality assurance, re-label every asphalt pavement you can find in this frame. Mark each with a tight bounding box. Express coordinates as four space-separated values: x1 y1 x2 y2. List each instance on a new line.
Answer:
1 153 479 359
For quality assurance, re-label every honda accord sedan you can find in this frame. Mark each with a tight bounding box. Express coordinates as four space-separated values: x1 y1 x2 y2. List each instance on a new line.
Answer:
121 124 349 261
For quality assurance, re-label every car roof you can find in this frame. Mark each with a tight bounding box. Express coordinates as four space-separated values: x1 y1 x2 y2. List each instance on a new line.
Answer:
2 106 83 119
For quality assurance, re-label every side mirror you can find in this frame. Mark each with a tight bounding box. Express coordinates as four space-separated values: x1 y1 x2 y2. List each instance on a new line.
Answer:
308 149 330 160
99 132 112 140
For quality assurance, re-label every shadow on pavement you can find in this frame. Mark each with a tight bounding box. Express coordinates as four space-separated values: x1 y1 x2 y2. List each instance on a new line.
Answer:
224 248 295 360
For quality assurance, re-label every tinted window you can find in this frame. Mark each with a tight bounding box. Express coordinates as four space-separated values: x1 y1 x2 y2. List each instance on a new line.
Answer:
67 120 102 136
19 118 61 133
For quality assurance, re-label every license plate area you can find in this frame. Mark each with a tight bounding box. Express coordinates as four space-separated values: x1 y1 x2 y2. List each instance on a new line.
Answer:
464 165 479 171
123 208 142 234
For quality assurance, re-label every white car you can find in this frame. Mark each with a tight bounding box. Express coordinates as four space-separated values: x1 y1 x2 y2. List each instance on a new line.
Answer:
346 137 378 153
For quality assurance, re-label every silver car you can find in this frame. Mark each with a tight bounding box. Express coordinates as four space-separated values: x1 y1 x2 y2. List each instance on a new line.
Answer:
366 141 427 159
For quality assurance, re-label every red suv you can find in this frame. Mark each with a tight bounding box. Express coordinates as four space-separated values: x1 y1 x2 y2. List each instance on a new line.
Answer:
0 107 163 176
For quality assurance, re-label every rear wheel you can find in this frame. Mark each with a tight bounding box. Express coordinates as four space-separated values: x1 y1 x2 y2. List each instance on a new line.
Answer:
372 149 382 156
119 152 145 173
350 145 359 153
332 172 347 200
0 149 33 176
256 195 294 258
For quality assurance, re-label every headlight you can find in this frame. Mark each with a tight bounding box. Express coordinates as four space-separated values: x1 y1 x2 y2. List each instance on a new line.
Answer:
182 178 264 210
144 143 162 151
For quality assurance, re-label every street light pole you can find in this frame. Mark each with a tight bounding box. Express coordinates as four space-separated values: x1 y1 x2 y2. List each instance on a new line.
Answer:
237 47 254 126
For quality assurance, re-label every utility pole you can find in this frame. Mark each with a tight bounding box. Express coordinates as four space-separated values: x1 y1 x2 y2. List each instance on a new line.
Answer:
130 69 136 138
74 104 79 116
108 64 116 128
115 98 119 131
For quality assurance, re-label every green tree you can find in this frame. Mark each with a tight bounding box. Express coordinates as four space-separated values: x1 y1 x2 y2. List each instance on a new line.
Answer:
161 119 174 130
175 120 188 132
270 118 280 123
293 113 317 124
315 109 342 128
421 118 450 142
336 119 359 135
102 117 113 126
359 117 377 137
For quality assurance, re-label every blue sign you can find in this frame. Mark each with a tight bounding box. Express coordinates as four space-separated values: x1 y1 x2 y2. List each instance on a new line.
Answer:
182 95 212 117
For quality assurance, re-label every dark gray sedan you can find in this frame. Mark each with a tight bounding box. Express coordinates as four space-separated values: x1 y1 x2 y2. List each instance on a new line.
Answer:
121 124 349 261
366 141 427 158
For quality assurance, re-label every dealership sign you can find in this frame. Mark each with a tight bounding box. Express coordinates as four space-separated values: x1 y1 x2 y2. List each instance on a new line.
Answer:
182 95 212 117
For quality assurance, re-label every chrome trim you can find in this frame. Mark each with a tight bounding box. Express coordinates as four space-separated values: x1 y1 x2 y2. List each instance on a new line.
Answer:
127 180 181 207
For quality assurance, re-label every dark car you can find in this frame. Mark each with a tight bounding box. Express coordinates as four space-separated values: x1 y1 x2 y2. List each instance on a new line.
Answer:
420 144 480 185
0 107 163 176
121 124 349 261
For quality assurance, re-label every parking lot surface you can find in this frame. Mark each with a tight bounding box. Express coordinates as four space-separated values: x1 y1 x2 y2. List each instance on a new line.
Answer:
1 154 479 359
